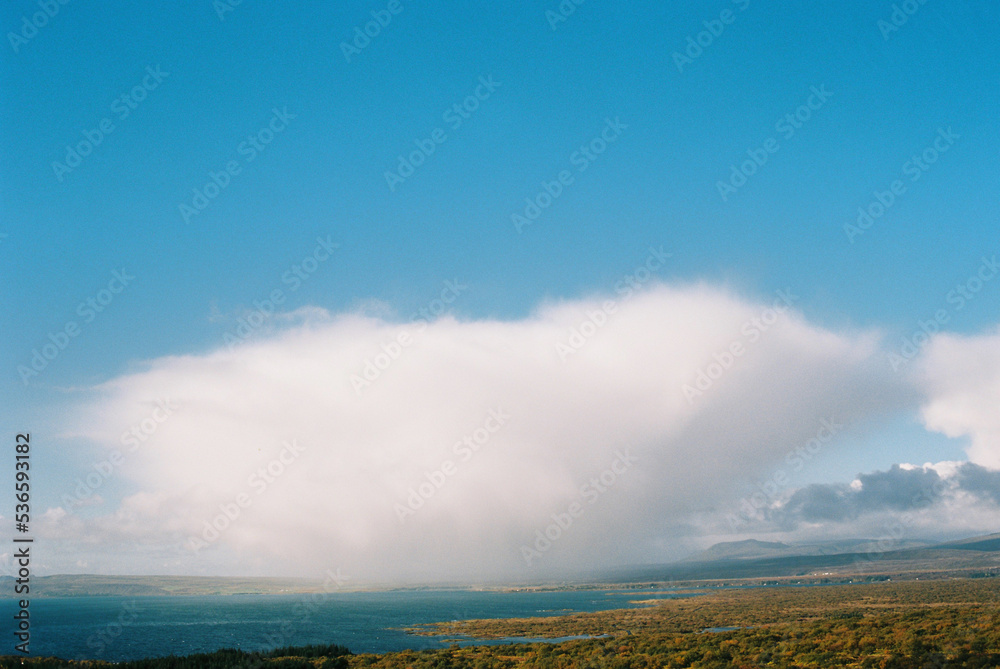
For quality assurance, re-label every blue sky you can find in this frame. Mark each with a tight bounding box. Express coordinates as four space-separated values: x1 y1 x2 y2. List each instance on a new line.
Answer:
2 1 999 579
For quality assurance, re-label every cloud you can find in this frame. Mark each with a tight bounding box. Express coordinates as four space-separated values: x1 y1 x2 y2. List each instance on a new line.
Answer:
853 464 944 513
45 283 913 581
775 464 944 526
954 462 1000 506
780 483 855 523
920 328 1000 467
757 460 1000 540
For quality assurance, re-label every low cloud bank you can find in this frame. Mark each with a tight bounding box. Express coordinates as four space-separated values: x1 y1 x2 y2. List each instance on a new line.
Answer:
36 284 1000 580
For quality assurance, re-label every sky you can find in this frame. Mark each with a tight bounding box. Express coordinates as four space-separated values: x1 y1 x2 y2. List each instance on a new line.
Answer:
1 1 998 583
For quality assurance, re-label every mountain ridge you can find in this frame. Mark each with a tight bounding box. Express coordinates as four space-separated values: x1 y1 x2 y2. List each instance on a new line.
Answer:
4 532 999 597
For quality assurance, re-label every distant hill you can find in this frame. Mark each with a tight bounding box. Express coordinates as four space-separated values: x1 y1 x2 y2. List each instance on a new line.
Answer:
929 532 1000 552
5 532 1000 597
607 532 1000 583
684 539 794 561
684 538 931 563
0 574 329 598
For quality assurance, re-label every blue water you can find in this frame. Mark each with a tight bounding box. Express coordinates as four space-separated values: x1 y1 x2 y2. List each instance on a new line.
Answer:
2 588 694 662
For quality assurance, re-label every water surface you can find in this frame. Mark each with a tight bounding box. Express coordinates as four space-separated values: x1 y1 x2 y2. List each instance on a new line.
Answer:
4 588 693 661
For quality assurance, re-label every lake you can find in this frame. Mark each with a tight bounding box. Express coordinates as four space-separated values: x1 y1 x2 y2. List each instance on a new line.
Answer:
3 588 694 662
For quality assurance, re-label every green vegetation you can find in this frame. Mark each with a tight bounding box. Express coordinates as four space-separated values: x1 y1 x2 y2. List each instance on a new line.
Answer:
3 579 1000 667
409 578 1000 638
0 644 352 669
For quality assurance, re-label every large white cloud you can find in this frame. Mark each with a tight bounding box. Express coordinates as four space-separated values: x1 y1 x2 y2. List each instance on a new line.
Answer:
920 328 1000 468
43 283 913 581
